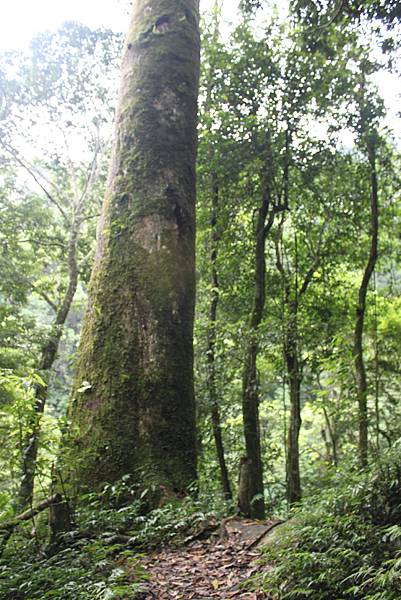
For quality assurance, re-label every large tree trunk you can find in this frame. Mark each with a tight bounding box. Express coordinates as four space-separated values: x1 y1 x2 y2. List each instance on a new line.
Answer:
64 0 200 499
353 134 379 467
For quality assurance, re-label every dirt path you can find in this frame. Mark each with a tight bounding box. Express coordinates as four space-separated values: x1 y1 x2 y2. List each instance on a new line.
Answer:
135 519 280 599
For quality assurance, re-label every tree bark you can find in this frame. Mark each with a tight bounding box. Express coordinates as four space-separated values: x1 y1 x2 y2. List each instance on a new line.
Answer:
64 0 200 499
207 174 232 500
353 134 379 468
275 225 320 506
284 311 302 505
241 189 275 520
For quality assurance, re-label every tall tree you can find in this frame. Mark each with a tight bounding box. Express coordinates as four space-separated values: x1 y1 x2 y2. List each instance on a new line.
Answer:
223 19 283 521
353 133 378 466
200 1 232 500
64 0 200 500
241 175 277 519
206 173 232 500
353 124 380 466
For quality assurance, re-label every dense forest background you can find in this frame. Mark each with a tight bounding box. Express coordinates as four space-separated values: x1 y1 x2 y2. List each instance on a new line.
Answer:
1 0 401 598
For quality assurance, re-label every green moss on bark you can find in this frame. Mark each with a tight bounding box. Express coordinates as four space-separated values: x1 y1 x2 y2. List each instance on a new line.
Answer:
64 0 200 499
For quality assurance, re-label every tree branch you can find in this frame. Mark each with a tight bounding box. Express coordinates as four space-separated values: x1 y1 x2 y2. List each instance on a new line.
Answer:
298 220 327 298
0 139 68 224
18 239 67 250
0 494 61 532
78 212 100 223
32 285 58 312
307 0 345 33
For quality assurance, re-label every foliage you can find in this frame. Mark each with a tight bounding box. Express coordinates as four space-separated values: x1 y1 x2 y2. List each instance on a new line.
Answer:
0 22 122 415
0 370 60 514
251 447 401 599
0 476 231 600
0 534 147 600
77 476 232 550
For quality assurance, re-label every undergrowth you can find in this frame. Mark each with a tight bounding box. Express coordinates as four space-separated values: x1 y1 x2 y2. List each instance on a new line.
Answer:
0 477 232 599
0 535 146 600
249 447 401 600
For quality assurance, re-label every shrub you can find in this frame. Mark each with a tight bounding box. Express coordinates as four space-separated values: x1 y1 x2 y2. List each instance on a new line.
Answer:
251 447 401 599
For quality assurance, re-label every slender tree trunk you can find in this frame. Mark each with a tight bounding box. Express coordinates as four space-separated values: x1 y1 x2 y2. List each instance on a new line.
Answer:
322 405 338 466
275 230 302 506
207 174 232 500
64 0 200 500
284 313 302 505
238 456 251 516
353 135 379 467
202 3 231 500
275 223 321 506
242 190 274 519
18 220 79 509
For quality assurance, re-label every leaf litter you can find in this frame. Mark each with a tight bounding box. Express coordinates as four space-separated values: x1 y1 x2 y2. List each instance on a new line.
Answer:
133 518 281 599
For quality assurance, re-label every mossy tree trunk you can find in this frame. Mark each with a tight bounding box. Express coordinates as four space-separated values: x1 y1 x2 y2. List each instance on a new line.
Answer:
65 0 200 499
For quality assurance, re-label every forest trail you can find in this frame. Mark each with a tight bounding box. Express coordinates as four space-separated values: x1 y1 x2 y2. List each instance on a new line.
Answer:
135 519 281 599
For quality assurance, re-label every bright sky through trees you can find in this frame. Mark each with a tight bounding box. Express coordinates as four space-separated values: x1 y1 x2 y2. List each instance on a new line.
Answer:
0 0 399 136
0 0 238 51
